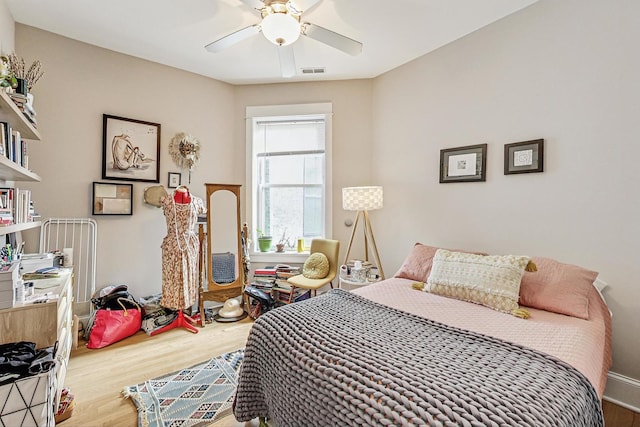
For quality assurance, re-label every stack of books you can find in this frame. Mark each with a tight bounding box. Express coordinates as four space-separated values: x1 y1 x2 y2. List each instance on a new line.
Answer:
271 264 305 304
0 123 29 168
251 264 305 304
272 281 310 304
0 188 14 226
253 267 277 280
9 93 37 127
13 188 32 224
253 267 276 288
274 264 301 280
0 188 33 225
252 278 275 290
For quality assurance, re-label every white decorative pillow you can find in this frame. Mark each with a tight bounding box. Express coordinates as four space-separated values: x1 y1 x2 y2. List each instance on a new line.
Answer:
302 253 329 279
427 249 531 315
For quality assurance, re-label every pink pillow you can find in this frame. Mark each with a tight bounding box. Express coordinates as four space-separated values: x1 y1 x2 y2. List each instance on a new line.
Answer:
519 257 598 319
394 243 439 282
394 243 485 283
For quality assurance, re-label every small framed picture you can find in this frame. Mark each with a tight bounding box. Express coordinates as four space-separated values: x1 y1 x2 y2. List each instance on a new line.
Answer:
439 143 487 183
504 139 544 175
168 172 181 188
92 182 133 215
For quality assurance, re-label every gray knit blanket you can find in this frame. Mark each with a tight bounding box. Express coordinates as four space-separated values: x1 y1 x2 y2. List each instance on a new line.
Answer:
233 289 602 427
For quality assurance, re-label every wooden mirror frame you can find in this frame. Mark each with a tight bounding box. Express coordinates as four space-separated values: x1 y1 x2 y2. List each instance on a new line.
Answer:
198 183 245 325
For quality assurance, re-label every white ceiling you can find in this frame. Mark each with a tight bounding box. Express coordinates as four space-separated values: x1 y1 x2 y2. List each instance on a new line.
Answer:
6 0 539 86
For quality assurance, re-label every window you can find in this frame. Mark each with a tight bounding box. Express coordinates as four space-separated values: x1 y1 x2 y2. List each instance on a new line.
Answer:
246 103 332 255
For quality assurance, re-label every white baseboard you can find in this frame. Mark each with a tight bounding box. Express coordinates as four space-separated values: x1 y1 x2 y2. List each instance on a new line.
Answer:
604 371 640 412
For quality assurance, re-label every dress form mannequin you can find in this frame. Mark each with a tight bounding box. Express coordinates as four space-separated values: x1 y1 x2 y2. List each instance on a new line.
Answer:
154 186 205 335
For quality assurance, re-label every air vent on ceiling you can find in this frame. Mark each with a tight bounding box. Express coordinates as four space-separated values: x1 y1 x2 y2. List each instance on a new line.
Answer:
301 67 326 74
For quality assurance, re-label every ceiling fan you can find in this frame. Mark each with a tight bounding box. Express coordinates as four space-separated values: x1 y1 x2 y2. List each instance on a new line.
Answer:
205 0 363 78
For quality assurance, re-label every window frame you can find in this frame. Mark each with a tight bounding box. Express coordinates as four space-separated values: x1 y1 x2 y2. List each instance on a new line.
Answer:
246 103 333 262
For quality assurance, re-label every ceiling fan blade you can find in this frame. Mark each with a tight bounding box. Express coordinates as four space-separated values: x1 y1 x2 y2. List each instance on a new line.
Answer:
277 45 296 78
290 0 321 13
205 25 261 53
302 23 362 56
239 0 266 12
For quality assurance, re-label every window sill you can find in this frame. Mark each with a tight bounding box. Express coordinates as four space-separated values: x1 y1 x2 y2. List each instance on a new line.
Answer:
250 251 309 264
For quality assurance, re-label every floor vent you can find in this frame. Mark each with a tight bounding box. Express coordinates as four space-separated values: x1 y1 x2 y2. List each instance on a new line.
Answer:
301 67 326 74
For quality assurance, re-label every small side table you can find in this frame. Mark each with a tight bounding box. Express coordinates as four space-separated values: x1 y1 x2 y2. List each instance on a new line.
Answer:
339 277 372 291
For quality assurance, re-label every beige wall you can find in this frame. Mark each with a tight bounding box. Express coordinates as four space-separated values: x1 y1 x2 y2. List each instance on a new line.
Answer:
0 0 13 55
372 0 640 386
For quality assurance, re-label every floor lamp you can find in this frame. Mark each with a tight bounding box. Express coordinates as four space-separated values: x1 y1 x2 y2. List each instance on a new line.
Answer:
342 186 385 280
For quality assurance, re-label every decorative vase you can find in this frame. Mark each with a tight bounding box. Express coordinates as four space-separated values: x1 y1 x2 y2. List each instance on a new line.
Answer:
15 78 28 96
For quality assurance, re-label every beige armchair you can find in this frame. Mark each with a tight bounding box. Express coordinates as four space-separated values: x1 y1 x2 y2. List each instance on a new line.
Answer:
285 239 340 302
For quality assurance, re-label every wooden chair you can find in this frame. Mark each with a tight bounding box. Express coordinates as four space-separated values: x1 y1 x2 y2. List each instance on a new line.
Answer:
285 239 340 302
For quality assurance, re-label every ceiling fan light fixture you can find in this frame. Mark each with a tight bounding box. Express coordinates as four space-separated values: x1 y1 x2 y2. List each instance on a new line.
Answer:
261 12 301 46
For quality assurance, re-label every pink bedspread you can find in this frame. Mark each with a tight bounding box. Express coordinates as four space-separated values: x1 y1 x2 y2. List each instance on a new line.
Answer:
353 278 612 398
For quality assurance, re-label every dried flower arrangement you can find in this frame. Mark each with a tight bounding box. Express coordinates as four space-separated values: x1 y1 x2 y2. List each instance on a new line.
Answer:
8 53 45 92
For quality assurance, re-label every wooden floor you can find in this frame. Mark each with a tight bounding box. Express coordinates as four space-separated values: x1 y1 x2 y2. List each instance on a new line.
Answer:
602 400 640 427
62 318 256 427
61 318 638 426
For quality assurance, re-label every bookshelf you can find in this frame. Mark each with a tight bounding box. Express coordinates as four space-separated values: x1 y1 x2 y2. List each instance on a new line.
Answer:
0 154 41 181
0 89 43 236
0 221 42 234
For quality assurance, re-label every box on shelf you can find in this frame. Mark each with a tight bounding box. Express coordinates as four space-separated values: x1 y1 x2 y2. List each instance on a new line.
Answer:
0 263 19 309
20 253 54 273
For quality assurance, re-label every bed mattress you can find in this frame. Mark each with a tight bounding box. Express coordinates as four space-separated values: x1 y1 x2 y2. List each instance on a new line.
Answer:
234 285 607 426
353 277 612 398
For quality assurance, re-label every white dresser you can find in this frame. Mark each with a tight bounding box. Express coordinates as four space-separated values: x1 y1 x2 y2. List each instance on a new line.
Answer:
0 269 74 407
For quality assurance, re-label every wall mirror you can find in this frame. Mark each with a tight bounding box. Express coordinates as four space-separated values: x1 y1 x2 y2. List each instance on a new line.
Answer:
198 183 244 323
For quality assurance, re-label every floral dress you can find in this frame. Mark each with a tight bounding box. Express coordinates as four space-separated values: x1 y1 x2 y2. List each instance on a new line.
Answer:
160 194 206 310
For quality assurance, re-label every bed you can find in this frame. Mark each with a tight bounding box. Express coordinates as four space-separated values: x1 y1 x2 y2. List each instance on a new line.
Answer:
233 244 612 426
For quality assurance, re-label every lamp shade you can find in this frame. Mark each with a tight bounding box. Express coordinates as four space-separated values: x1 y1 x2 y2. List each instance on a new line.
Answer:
342 186 383 211
261 12 301 46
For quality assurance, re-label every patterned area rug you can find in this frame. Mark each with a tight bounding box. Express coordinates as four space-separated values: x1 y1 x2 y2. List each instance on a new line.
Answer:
123 349 243 427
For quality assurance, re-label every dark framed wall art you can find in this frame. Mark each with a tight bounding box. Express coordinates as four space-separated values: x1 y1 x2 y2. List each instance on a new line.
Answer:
439 143 487 183
92 182 133 215
504 139 544 175
102 114 161 183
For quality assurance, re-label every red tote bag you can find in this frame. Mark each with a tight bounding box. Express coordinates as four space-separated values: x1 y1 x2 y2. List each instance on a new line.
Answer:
87 299 142 349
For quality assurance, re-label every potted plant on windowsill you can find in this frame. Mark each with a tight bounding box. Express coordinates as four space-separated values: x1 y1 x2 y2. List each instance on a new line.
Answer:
276 229 291 253
257 229 272 252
